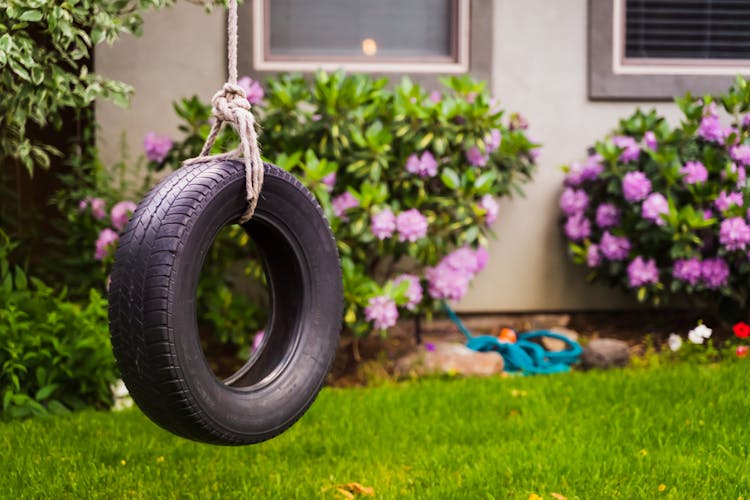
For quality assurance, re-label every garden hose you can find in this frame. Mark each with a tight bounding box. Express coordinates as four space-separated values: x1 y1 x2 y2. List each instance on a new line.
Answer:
442 302 582 374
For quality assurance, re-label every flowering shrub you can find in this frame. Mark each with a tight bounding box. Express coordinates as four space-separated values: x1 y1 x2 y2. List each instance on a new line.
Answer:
560 76 750 318
155 71 539 337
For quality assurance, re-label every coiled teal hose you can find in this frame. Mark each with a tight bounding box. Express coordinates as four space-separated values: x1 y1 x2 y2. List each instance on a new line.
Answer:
443 302 582 375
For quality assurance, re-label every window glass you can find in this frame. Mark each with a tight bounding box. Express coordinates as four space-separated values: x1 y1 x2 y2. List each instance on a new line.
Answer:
267 0 455 60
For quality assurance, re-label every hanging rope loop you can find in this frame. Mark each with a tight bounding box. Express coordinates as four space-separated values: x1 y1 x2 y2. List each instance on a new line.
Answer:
184 0 263 224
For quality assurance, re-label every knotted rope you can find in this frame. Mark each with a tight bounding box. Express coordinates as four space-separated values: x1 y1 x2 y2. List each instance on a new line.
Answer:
184 0 263 223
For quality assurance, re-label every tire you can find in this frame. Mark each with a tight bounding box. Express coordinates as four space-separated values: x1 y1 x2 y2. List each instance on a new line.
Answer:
108 160 343 445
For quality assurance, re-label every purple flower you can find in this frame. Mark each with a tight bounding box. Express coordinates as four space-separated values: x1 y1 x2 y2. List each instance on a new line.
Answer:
332 192 359 219
110 201 137 232
429 91 442 103
89 197 107 220
143 132 173 163
612 135 641 163
311 113 322 122
698 115 728 144
564 213 591 242
396 209 428 242
731 163 747 188
642 193 669 226
370 208 396 240
743 114 750 129
600 231 631 261
441 247 485 277
485 129 502 152
596 203 620 228
720 217 750 251
94 228 119 260
479 195 499 225
394 274 423 311
627 256 659 287
643 131 658 151
704 209 714 220
564 155 603 187
405 151 439 178
364 295 399 330
622 171 652 202
237 76 264 104
559 188 589 216
465 146 488 167
680 161 708 184
673 258 702 286
731 145 750 167
425 264 470 301
320 173 336 192
715 191 744 212
78 199 88 211
701 257 729 289
475 246 489 272
586 244 601 268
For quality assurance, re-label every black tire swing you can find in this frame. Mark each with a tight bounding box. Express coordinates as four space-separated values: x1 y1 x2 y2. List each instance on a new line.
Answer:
108 2 342 445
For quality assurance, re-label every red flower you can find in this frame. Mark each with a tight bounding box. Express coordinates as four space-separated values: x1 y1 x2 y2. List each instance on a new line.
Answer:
733 322 750 339
737 345 749 358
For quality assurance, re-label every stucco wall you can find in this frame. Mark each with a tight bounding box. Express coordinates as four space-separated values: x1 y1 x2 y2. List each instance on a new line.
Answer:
97 0 688 312
95 3 225 168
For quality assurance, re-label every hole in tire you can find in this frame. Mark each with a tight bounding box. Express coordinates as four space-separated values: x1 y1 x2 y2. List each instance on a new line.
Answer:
197 224 269 381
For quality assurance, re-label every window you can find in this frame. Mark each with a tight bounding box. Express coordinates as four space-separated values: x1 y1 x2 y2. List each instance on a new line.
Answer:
589 0 750 100
250 0 470 73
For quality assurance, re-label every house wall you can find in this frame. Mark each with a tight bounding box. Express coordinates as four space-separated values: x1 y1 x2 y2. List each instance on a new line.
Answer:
96 0 687 312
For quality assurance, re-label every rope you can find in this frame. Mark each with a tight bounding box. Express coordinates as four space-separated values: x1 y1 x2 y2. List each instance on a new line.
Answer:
442 302 582 375
183 0 263 223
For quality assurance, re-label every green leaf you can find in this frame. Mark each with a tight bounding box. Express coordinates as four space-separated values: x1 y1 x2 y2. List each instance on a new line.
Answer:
440 168 460 190
19 10 43 22
35 384 59 401
14 266 27 290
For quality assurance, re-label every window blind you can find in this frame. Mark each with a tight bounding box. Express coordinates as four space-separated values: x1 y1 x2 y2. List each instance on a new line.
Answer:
625 0 750 60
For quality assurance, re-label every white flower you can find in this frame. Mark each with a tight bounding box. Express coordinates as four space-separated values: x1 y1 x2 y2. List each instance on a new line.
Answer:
667 333 683 352
687 324 712 344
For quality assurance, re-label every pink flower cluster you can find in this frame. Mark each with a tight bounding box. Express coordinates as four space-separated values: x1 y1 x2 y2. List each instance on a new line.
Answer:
369 207 429 242
564 154 604 187
393 274 423 311
143 132 173 163
425 246 488 301
479 195 499 225
405 151 438 178
364 295 399 331
464 129 502 168
80 197 137 261
237 76 265 105
673 257 729 289
332 192 359 219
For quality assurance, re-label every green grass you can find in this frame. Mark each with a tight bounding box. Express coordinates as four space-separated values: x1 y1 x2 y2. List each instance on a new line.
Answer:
2 362 750 499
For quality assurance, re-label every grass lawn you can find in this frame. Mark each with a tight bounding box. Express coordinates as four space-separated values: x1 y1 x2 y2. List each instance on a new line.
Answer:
2 362 749 499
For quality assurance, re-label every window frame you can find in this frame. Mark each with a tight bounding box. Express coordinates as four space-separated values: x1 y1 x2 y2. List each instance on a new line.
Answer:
589 0 750 101
251 0 471 74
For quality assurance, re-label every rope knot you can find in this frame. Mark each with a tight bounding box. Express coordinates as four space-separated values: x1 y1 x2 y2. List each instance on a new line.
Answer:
211 83 252 123
184 0 263 224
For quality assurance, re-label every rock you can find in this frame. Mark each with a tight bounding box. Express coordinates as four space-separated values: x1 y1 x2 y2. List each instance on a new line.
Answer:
394 341 504 378
541 327 580 352
580 338 630 369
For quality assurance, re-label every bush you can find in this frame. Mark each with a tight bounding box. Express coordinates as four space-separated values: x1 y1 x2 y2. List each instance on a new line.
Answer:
0 0 220 174
560 76 750 319
155 71 539 337
0 231 117 418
